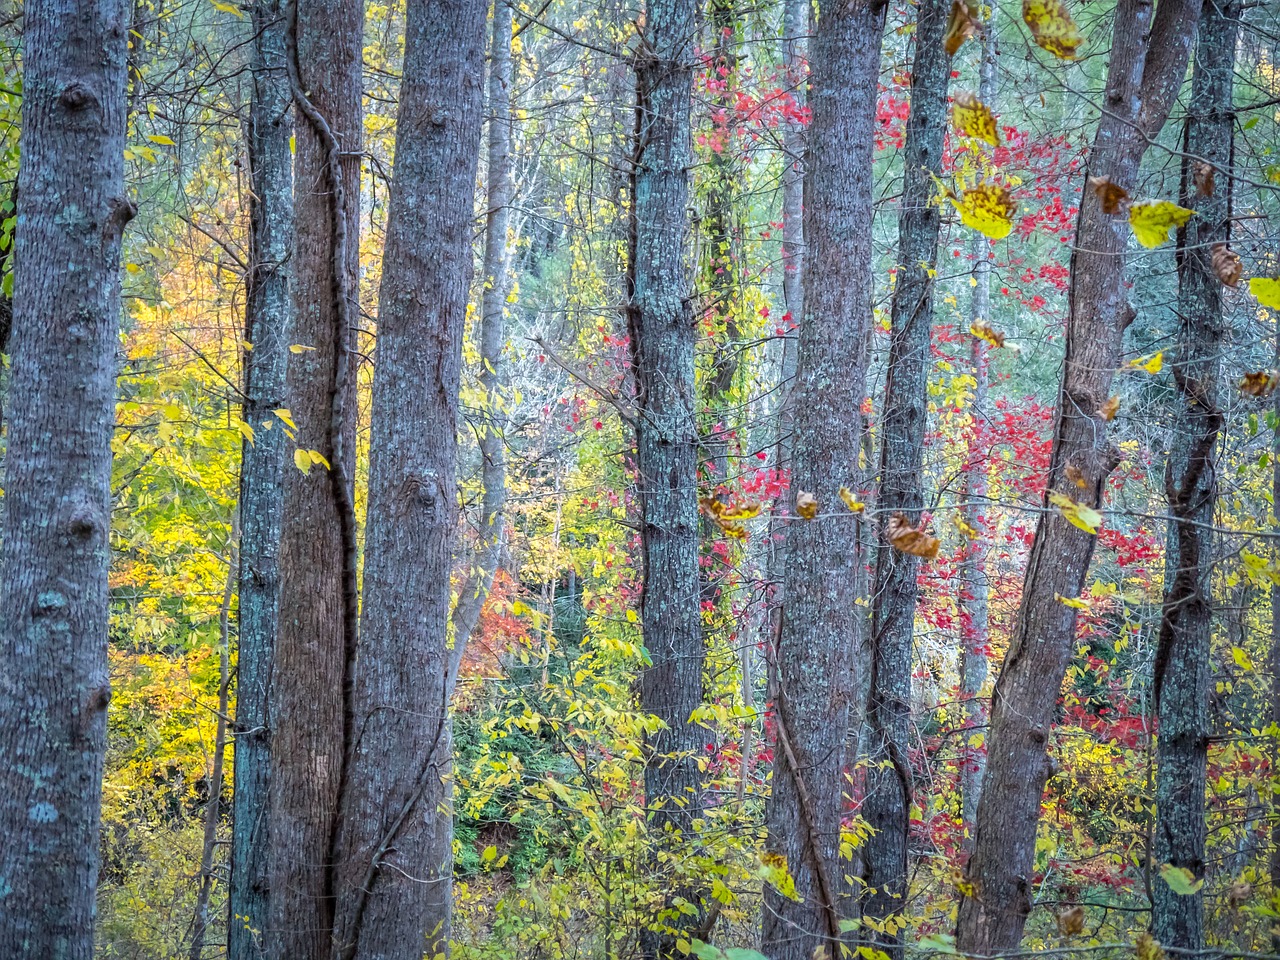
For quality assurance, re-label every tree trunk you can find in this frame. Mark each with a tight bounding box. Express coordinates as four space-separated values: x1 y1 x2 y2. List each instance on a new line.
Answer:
1152 0 1236 947
761 3 886 958
268 0 362 952
956 0 1200 952
959 1 998 851
329 3 486 958
0 0 131 953
626 2 703 955
450 0 514 691
229 3 294 955
862 0 953 949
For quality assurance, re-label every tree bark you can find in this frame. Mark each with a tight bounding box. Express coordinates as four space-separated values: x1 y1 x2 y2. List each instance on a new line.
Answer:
328 2 486 958
761 3 886 958
1152 0 1236 948
450 0 514 691
229 3 294 956
0 0 131 953
626 1 703 955
956 0 1200 952
959 1 998 852
862 0 953 949
267 0 362 952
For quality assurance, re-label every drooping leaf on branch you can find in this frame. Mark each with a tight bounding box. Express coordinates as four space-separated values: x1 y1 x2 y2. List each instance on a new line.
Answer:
795 491 818 520
969 321 1006 348
944 0 980 55
700 498 762 539
886 513 940 560
1088 176 1130 215
952 93 1000 147
1022 0 1083 59
1048 491 1102 535
838 487 865 514
1194 162 1216 196
1097 396 1120 421
1211 243 1242 287
950 183 1016 240
1128 200 1194 248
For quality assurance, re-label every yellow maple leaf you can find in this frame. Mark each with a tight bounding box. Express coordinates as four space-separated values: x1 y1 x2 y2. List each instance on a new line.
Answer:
1250 277 1280 309
1022 0 1083 58
1048 491 1102 535
952 92 1000 147
1128 200 1194 249
950 183 1016 240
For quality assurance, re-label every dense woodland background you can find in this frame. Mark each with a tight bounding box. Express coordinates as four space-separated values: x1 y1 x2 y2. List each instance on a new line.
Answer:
5 0 1280 958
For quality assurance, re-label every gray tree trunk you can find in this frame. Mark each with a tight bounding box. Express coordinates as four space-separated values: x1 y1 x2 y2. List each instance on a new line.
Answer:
862 0 953 949
329 2 486 958
959 1 997 851
761 3 886 958
956 0 1200 951
268 0 363 953
1152 0 1236 947
0 0 131 953
229 3 294 955
450 0 514 690
625 2 703 957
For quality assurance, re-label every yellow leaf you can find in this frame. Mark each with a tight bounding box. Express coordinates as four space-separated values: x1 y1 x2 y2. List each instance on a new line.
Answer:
955 514 979 539
307 450 331 471
950 183 1016 240
209 0 244 16
796 491 818 520
1128 200 1194 249
146 134 176 146
969 321 1006 348
482 845 497 862
1022 0 1083 59
1055 593 1090 610
952 92 1000 147
235 419 255 445
838 487 865 513
1128 351 1163 374
289 343 317 353
1250 277 1280 309
294 448 312 475
273 408 298 430
1048 491 1102 535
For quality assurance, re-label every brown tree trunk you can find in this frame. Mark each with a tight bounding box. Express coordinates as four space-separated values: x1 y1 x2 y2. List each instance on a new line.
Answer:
229 2 294 955
1153 0 1236 947
0 0 132 953
625 2 704 957
761 3 886 958
267 0 363 953
956 0 1200 952
862 0 954 949
450 0 514 690
328 3 486 958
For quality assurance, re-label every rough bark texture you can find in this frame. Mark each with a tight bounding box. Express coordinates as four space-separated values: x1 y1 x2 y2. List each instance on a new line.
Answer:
761 3 886 958
959 3 997 849
862 0 952 948
1152 0 1235 947
956 0 1200 951
626 1 703 956
267 0 362 952
451 0 514 689
229 3 294 955
329 3 486 958
0 0 130 953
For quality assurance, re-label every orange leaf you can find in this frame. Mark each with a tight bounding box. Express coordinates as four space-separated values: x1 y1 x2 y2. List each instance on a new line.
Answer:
886 512 940 560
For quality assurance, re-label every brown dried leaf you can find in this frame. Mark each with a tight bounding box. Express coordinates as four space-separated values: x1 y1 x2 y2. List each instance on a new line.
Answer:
796 491 819 520
1195 162 1216 197
1239 370 1280 398
1088 176 1130 215
699 497 761 539
970 321 1006 348
944 0 980 56
886 512 940 560
1056 905 1085 937
1064 464 1087 488
1228 881 1253 909
1211 243 1242 287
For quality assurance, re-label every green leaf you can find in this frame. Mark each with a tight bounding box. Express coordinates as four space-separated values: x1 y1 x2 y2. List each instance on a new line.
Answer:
1159 863 1203 895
